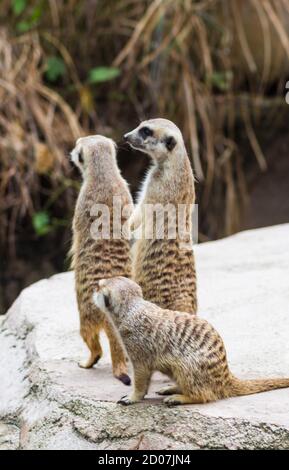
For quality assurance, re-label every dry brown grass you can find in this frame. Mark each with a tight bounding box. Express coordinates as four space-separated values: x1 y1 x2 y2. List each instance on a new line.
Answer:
1 0 289 253
0 29 82 253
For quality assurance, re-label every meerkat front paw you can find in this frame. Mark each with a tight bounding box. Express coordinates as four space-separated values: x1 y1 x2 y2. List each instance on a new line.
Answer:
163 396 181 406
117 395 139 406
163 394 190 406
157 385 181 396
78 360 90 369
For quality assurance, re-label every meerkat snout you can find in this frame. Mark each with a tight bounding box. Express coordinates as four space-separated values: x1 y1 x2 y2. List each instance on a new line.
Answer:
123 130 142 148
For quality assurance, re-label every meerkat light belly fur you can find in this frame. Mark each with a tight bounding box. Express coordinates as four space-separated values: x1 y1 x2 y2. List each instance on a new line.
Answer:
93 276 289 406
124 118 197 315
70 135 133 385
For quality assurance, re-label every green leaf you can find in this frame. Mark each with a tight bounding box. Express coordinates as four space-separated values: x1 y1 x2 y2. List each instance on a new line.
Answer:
208 71 233 91
12 0 26 16
88 67 120 84
14 1 43 33
30 3 43 22
32 211 51 236
16 21 31 32
45 56 66 82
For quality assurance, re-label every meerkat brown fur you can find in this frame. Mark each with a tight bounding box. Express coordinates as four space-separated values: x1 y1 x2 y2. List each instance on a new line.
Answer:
70 136 133 385
124 118 197 315
93 276 289 405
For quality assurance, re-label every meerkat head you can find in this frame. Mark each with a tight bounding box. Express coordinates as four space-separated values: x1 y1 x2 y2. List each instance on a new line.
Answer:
124 118 185 163
93 277 142 324
70 135 116 178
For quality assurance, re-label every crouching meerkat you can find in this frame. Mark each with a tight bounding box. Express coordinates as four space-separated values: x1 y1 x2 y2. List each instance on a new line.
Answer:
124 118 197 315
93 276 289 405
70 135 133 385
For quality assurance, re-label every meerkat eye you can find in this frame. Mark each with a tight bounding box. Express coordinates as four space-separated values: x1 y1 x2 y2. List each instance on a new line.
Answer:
164 136 176 151
139 126 153 138
78 148 84 164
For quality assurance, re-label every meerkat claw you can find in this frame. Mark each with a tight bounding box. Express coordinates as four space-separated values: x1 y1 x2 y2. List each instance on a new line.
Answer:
117 395 136 406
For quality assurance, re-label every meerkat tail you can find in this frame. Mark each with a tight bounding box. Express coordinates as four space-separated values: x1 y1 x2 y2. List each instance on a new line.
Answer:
228 375 289 397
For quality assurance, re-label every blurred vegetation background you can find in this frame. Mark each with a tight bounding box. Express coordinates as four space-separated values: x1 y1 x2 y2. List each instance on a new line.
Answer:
1 0 289 314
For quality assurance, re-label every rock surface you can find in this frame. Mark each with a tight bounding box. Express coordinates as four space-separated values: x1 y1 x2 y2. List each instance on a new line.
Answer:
1 224 289 450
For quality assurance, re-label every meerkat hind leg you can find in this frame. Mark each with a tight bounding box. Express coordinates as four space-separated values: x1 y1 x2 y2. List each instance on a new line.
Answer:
118 367 152 406
103 319 131 386
157 385 182 396
164 393 206 406
79 329 103 369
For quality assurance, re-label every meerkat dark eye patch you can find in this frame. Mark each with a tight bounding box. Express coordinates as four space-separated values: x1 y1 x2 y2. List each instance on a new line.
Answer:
103 293 111 309
164 136 176 151
78 148 84 164
139 126 153 139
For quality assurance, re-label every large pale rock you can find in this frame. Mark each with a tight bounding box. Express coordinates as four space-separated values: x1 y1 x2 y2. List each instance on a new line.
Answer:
1 224 289 449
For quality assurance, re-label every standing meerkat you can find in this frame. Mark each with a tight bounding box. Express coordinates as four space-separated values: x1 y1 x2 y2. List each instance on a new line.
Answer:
124 118 197 315
70 135 133 385
93 276 289 406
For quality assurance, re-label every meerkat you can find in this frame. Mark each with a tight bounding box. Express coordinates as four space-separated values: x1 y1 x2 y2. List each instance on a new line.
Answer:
93 276 289 406
124 118 197 315
70 135 133 385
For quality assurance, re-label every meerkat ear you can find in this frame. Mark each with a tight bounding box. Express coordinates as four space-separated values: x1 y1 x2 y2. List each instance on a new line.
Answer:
165 136 176 151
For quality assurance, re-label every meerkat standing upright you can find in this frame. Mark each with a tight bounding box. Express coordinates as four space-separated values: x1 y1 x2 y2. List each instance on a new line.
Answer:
124 118 197 315
70 135 133 385
94 276 289 406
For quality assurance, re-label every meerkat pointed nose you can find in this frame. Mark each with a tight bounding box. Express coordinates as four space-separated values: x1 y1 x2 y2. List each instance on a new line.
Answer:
123 133 130 142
